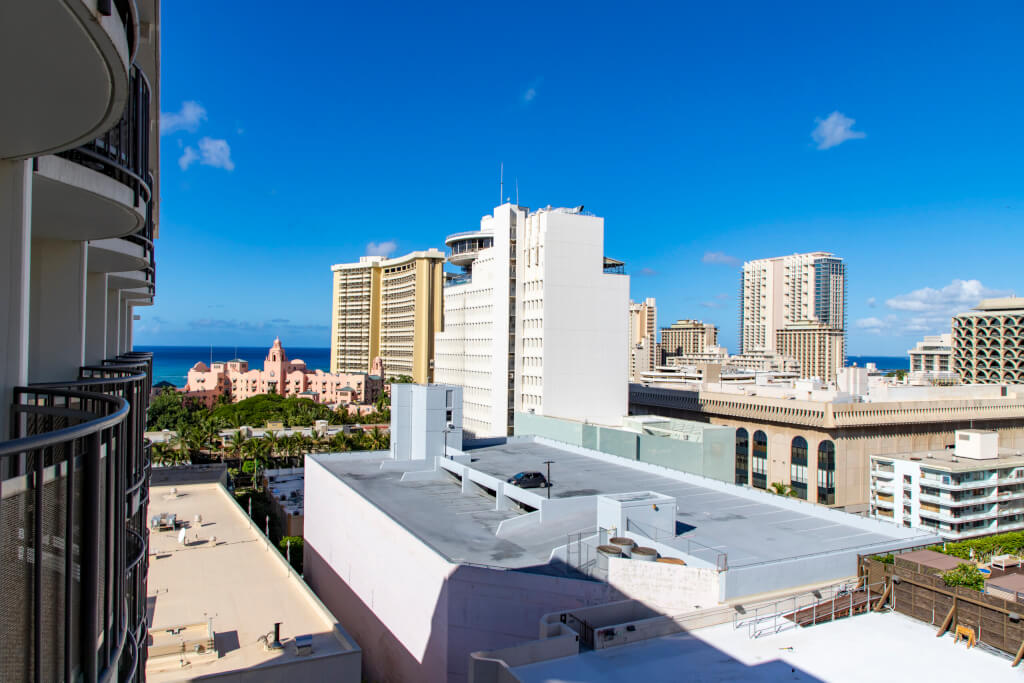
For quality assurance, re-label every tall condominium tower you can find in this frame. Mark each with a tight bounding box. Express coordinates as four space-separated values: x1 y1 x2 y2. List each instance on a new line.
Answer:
435 204 629 438
739 252 847 356
330 250 445 384
660 319 718 358
0 3 160 680
629 298 657 379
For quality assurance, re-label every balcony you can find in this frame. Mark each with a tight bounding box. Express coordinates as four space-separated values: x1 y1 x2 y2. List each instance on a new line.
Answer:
0 351 152 683
0 0 137 159
32 65 153 242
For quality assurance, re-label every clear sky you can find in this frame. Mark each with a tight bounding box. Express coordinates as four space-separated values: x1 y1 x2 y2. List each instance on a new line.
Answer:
140 1 1024 355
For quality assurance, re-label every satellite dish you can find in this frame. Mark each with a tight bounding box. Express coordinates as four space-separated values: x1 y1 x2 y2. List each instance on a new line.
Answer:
178 528 187 545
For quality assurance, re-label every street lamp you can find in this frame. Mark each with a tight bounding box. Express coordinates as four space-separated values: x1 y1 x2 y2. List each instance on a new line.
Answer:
543 460 554 499
443 422 456 459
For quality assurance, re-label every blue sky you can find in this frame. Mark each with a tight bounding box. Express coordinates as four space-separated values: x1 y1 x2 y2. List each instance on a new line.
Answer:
140 1 1024 355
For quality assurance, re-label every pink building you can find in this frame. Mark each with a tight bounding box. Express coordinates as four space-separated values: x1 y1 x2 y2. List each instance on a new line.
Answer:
184 338 383 408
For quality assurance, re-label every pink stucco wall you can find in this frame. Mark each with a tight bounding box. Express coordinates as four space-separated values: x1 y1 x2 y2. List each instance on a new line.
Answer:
183 338 383 408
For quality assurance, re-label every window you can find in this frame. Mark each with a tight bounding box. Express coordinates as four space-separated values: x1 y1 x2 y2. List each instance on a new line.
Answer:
735 428 749 485
791 436 808 499
752 430 768 489
818 440 836 505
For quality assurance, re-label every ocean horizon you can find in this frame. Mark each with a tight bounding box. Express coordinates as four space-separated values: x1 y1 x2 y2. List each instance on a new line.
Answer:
140 345 910 388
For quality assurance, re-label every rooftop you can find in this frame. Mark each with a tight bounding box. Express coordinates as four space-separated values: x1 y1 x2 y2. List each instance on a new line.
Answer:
872 446 1024 471
311 438 933 572
145 479 358 681
509 611 1011 682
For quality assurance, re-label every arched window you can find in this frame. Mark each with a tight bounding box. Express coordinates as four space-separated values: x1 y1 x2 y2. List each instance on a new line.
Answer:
790 437 808 499
735 428 749 485
752 430 768 489
818 440 836 505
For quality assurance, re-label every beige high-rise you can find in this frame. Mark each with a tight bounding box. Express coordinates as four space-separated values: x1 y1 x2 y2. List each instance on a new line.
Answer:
775 321 844 383
629 298 657 377
660 320 717 358
739 252 846 354
330 250 445 384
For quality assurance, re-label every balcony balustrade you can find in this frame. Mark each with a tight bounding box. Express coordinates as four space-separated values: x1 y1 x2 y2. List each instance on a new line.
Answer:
1 351 152 683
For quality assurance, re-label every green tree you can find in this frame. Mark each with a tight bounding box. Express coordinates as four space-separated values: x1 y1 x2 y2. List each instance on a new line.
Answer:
279 536 304 572
367 427 388 450
941 563 985 592
225 429 248 462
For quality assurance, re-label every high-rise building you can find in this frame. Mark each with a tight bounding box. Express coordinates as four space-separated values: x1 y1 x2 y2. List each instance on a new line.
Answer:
738 252 846 354
775 321 845 383
330 250 445 384
434 204 629 437
628 298 657 380
953 298 1024 384
0 3 160 680
660 319 718 359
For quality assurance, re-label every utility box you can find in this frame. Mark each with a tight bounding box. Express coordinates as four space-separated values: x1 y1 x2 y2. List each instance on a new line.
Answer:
597 491 676 539
390 384 463 460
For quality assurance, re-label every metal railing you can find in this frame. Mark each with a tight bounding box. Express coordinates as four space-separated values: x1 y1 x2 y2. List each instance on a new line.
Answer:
56 65 152 209
1 351 152 683
732 576 889 638
625 519 729 571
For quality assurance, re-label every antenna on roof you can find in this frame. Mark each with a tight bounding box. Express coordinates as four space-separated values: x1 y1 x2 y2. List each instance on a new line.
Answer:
516 177 519 206
499 163 503 205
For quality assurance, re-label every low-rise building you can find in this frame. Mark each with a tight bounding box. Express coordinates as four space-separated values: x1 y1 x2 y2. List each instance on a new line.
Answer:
908 333 956 385
265 467 305 537
147 468 361 681
184 338 383 408
303 433 934 682
630 381 1024 510
869 429 1024 540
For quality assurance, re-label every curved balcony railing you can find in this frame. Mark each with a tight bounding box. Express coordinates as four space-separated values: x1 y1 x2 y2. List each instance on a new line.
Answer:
1 350 152 683
99 0 139 58
56 65 152 210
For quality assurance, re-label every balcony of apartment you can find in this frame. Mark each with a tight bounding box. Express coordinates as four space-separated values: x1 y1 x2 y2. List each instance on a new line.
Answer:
918 505 1002 524
0 351 152 683
0 0 138 160
32 65 153 245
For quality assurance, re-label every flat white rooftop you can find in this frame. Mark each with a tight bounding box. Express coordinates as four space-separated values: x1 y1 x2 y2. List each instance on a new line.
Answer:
145 481 359 681
511 612 1014 682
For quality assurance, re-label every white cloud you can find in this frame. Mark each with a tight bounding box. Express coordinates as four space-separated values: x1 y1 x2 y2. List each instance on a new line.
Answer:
811 111 866 150
522 77 543 104
178 146 199 170
866 297 877 307
857 279 1008 336
161 101 207 135
702 251 739 266
197 137 235 171
366 241 397 257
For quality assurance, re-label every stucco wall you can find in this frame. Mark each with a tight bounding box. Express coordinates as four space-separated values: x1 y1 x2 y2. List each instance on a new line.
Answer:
607 558 720 613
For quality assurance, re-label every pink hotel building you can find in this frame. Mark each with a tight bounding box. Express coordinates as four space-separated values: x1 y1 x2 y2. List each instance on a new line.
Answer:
184 338 383 409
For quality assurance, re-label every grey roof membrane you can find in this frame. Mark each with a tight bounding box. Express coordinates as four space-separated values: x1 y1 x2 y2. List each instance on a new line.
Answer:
314 440 928 571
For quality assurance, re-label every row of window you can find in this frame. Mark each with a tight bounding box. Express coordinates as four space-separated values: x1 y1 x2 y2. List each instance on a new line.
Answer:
734 430 836 504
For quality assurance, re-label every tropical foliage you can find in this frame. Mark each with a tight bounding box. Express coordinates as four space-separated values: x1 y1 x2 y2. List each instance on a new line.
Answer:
941 563 986 592
768 482 799 497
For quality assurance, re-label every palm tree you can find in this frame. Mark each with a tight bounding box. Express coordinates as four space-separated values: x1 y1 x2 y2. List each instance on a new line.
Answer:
166 431 190 465
769 482 798 498
367 427 388 451
225 429 248 463
328 433 348 453
151 442 173 467
263 430 281 461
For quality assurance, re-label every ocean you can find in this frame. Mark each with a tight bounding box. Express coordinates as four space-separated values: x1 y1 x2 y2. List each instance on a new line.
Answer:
138 345 332 387
141 345 911 388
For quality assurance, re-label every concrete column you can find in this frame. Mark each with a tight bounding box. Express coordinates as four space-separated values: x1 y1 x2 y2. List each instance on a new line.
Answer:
0 160 32 437
106 289 121 358
29 239 88 383
84 272 108 365
119 297 130 356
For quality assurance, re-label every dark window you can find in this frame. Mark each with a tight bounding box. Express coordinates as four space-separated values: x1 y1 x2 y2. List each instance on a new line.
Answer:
752 430 768 489
735 428 749 485
818 440 836 505
791 437 808 499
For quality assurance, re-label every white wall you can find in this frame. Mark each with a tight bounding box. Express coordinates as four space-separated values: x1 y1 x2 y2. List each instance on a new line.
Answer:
607 558 720 615
391 383 463 460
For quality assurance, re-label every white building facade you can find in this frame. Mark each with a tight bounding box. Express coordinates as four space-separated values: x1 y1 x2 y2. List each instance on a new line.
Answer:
908 333 956 385
869 430 1024 540
390 383 463 460
435 204 629 437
